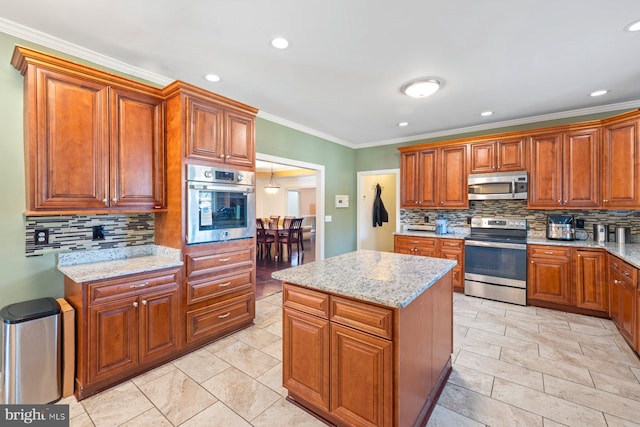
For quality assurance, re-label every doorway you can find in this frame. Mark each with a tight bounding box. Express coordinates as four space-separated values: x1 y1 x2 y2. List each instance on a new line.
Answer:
256 153 325 260
357 169 400 251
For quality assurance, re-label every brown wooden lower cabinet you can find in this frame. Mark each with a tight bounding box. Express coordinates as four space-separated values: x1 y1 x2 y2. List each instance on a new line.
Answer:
609 255 637 347
282 273 453 427
394 235 464 292
527 245 572 306
574 249 607 312
64 267 181 399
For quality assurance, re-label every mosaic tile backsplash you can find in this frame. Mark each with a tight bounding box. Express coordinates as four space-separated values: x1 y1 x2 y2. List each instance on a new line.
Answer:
401 200 640 242
25 213 154 256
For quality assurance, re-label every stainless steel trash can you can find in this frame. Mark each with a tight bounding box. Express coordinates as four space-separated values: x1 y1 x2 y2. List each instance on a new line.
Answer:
1 297 61 404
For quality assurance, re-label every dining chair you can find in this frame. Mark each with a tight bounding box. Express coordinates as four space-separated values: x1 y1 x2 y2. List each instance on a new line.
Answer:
268 215 280 229
278 217 304 261
256 218 275 258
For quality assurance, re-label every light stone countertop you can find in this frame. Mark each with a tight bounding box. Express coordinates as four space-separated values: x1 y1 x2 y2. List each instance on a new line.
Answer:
394 230 469 239
527 238 640 269
271 249 457 309
57 245 183 282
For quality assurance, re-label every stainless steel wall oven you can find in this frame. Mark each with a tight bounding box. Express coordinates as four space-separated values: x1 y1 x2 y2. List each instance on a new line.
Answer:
464 217 528 305
186 164 255 244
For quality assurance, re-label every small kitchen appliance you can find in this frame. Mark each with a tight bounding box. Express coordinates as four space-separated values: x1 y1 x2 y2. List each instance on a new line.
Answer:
435 214 448 235
593 223 609 243
614 226 631 244
546 215 575 241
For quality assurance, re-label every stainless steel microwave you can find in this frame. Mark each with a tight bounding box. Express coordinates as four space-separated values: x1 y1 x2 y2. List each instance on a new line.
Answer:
467 172 528 200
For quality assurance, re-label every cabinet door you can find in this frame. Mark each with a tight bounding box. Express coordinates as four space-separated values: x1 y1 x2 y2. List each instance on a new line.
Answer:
574 250 607 312
469 141 496 174
439 239 464 291
528 253 571 305
400 151 420 207
439 145 468 208
224 110 255 167
529 133 563 208
400 150 436 207
562 129 600 208
602 118 640 208
497 137 526 171
330 323 392 427
139 287 179 363
283 307 330 412
610 270 622 324
620 279 636 345
110 87 165 210
88 297 138 383
186 95 224 162
31 68 109 211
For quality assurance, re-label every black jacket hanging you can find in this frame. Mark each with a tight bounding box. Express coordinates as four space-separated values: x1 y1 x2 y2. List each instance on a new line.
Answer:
372 183 389 227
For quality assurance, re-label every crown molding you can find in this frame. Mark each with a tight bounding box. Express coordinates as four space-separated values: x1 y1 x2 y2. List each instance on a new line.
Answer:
257 111 356 149
358 100 640 148
0 17 173 86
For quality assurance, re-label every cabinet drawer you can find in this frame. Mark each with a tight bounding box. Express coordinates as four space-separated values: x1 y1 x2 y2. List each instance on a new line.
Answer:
439 238 463 249
610 256 637 286
395 235 437 248
186 248 253 278
89 268 180 305
528 245 571 259
330 296 393 340
283 283 329 319
185 293 254 344
187 270 253 305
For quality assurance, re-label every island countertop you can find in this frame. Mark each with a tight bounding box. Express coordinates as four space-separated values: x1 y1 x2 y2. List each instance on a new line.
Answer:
271 249 456 309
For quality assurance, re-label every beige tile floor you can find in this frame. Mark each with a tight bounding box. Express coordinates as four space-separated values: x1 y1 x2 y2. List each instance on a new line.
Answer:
60 292 640 426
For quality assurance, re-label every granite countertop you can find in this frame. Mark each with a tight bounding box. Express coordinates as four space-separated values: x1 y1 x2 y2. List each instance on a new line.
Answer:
57 245 183 282
527 238 640 269
394 229 469 239
272 249 457 309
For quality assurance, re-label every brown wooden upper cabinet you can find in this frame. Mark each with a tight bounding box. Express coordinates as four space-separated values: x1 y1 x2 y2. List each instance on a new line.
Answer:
184 89 255 167
399 144 467 209
528 128 600 209
469 137 526 174
11 46 165 214
602 114 640 209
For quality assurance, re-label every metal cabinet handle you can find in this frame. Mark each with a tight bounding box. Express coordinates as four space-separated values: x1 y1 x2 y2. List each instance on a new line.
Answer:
219 258 231 262
544 251 554 255
112 197 118 203
218 312 231 319
141 300 147 305
102 198 108 206
219 282 231 288
614 279 621 285
130 283 149 289
603 199 609 203
530 260 534 264
219 154 225 158
132 301 138 308
623 271 630 277
225 155 230 159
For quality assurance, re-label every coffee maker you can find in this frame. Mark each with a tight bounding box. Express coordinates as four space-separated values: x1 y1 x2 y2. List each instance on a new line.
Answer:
546 215 575 241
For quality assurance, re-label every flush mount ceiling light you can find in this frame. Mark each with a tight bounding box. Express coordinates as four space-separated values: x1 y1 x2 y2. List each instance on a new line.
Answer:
624 19 640 32
264 163 281 194
204 74 220 82
271 37 289 49
402 79 441 98
397 122 409 127
590 90 609 97
480 111 493 117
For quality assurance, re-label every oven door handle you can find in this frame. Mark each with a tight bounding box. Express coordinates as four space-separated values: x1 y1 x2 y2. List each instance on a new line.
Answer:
464 240 527 250
188 183 254 193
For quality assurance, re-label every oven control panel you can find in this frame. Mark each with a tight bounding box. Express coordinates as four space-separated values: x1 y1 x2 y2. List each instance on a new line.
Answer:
187 164 255 186
470 217 527 230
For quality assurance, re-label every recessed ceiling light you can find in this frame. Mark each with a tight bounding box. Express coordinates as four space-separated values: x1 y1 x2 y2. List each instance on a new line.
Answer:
590 90 608 97
397 122 409 127
271 37 289 49
480 111 493 117
204 74 220 82
402 79 441 98
625 19 640 32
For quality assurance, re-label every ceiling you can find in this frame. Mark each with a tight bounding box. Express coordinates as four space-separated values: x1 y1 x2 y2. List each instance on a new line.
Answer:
2 1 640 147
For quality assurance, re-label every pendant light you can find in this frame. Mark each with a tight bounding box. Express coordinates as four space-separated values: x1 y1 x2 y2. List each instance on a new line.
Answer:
264 163 280 194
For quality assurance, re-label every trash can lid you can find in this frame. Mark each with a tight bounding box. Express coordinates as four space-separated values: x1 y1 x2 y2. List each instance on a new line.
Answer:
0 297 61 324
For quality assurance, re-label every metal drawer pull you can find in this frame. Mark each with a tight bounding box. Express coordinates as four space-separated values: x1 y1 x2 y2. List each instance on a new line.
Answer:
623 271 630 276
219 282 232 287
219 258 231 262
130 283 149 289
141 300 147 305
132 301 138 308
543 251 554 255
218 312 231 319
614 279 621 285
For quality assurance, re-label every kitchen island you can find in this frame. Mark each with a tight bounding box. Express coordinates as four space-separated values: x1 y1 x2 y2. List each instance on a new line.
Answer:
272 250 456 427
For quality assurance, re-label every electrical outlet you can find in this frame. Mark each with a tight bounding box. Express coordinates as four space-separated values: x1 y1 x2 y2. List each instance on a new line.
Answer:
576 218 585 229
34 228 49 245
424 215 429 223
92 225 105 240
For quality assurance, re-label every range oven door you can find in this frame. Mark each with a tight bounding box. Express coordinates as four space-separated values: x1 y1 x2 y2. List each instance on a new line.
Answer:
464 240 527 288
187 182 255 244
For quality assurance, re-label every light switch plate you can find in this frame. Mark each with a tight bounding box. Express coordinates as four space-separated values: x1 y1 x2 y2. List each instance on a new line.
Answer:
325 215 332 222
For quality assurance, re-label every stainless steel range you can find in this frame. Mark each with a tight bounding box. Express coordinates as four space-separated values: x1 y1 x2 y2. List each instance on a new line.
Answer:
464 217 528 305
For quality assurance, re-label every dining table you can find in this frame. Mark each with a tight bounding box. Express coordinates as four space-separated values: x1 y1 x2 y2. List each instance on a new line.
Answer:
263 219 283 260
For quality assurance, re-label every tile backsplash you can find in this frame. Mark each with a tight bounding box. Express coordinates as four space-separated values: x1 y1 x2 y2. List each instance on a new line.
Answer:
401 200 640 242
25 213 154 256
